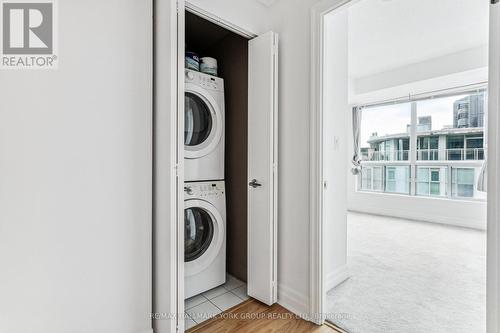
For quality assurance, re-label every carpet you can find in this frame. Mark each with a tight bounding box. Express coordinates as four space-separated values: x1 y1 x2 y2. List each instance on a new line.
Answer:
326 212 486 333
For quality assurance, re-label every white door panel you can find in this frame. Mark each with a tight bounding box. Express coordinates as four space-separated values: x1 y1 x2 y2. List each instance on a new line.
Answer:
247 31 278 306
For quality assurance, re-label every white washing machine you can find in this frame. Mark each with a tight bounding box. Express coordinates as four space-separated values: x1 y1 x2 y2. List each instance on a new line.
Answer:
184 69 225 182
184 180 226 299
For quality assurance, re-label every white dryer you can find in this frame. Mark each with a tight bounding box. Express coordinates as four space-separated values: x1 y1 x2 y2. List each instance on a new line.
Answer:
184 69 225 182
184 181 226 299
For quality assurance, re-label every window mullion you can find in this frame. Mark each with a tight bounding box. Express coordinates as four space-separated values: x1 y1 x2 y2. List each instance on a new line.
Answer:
410 102 418 196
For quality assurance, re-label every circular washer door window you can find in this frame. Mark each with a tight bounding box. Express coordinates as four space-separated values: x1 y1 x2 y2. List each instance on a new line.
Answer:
184 199 224 277
184 92 213 147
184 206 214 262
184 84 223 159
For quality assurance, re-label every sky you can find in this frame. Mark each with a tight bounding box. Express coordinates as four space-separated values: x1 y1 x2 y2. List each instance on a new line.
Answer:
360 94 469 148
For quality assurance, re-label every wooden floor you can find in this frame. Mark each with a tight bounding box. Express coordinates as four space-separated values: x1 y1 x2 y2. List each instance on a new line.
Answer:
187 299 341 333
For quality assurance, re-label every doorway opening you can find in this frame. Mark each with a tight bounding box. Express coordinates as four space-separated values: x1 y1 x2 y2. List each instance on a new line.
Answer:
314 0 491 332
183 10 251 330
179 8 279 332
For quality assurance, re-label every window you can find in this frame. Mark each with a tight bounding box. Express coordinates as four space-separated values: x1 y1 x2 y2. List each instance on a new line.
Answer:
373 166 383 191
357 88 486 201
447 135 465 160
385 166 410 194
360 166 383 192
361 167 372 191
466 136 485 160
417 136 439 160
416 167 447 197
452 168 475 198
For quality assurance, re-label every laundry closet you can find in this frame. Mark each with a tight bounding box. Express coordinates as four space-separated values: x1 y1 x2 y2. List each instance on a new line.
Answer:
181 7 278 329
184 10 250 297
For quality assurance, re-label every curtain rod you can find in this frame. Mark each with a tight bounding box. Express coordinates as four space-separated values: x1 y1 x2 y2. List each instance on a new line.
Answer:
355 82 488 110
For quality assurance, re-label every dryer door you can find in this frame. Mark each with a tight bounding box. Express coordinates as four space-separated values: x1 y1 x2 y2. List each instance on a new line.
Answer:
184 199 224 276
184 84 223 159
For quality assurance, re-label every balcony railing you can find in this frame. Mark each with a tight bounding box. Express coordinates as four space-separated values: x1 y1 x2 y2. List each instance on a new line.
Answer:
447 148 485 161
361 148 486 162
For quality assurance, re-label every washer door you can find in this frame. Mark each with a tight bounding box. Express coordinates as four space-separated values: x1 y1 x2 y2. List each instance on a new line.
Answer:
184 84 223 159
184 199 224 276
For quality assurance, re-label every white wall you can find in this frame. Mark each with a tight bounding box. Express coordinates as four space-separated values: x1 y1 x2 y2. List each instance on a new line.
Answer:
353 46 488 94
268 0 324 315
348 187 487 230
0 1 152 333
351 48 488 105
323 9 349 291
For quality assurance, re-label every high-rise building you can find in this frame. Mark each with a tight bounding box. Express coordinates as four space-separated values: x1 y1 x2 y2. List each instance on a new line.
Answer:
453 93 485 128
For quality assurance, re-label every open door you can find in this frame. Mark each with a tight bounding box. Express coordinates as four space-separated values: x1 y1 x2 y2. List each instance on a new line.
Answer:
247 31 279 306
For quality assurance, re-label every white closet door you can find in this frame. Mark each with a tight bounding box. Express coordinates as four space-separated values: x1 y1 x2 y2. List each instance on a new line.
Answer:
247 31 278 306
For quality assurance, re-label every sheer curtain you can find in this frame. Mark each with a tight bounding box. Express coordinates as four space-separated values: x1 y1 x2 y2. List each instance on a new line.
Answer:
351 106 362 175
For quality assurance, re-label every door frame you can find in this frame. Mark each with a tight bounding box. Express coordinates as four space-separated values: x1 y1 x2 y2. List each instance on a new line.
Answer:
309 0 355 325
153 0 184 332
309 1 500 332
487 3 500 332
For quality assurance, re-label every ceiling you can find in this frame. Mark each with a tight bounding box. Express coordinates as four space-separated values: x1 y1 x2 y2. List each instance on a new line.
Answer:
347 0 490 79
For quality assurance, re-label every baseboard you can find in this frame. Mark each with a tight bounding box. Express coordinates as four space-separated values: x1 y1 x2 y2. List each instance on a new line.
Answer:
277 283 309 316
325 265 350 291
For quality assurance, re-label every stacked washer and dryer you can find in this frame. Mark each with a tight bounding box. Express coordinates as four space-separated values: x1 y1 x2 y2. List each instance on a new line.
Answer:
184 69 227 299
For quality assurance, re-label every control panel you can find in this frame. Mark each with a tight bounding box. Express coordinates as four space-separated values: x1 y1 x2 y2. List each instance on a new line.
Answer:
184 181 225 198
185 69 223 91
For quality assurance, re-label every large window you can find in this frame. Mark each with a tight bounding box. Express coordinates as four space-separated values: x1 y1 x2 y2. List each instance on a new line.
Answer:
358 88 486 201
